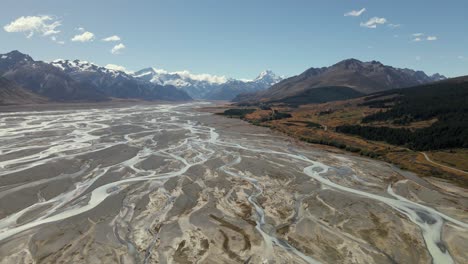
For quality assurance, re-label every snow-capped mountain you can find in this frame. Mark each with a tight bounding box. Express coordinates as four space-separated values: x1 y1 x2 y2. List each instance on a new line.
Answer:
50 59 191 101
132 68 283 100
253 70 283 87
0 51 107 101
51 59 133 81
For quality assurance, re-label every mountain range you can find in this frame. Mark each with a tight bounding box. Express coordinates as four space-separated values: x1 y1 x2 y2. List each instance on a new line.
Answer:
0 50 191 103
132 68 283 100
50 59 190 101
0 51 107 102
234 59 446 104
0 50 449 106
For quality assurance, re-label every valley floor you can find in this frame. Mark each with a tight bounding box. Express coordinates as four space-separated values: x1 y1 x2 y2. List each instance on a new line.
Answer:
0 102 467 263
212 100 468 189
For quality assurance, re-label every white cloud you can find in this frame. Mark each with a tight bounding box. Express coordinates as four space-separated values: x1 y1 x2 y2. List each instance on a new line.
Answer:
105 64 128 72
426 36 437 41
360 17 387 28
413 33 424 37
176 70 227 83
102 35 121 42
111 43 126 54
344 8 366 17
146 67 229 84
76 27 85 32
412 37 422 42
4 15 61 38
71 31 95 42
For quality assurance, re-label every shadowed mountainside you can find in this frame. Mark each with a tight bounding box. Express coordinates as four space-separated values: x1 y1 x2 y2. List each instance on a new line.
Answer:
0 77 48 105
234 59 445 104
0 50 192 104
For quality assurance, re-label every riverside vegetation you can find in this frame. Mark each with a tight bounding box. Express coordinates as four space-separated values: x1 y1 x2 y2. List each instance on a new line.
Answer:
221 77 468 187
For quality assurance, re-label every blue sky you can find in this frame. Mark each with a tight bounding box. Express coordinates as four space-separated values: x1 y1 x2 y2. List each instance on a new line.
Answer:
1 0 467 78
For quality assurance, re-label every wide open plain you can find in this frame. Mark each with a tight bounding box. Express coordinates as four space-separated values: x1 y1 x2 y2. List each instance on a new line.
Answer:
0 102 467 264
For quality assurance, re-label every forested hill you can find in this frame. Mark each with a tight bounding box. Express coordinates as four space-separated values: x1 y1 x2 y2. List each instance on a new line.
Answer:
336 76 468 150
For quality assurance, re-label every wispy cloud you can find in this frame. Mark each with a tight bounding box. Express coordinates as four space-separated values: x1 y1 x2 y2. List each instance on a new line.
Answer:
3 15 61 38
344 8 366 17
71 31 95 42
360 17 387 28
388 23 401 28
51 35 65 45
102 35 121 42
111 43 125 54
411 33 438 42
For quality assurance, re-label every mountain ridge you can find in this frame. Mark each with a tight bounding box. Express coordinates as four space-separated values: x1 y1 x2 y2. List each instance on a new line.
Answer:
0 51 108 102
49 59 190 101
0 50 192 103
132 67 283 100
233 58 446 104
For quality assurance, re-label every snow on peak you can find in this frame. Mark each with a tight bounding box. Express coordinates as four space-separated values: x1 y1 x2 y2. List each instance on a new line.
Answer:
255 70 274 80
131 66 285 99
132 67 284 90
50 59 98 72
50 59 133 79
253 70 283 86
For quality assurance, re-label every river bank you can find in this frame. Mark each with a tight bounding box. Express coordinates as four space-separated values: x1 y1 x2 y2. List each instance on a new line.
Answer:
0 102 467 263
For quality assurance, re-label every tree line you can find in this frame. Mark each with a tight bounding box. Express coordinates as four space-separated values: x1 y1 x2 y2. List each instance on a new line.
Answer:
336 79 468 150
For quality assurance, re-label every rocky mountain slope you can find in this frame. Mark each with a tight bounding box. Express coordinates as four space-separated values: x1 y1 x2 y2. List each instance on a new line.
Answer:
0 77 48 105
234 59 446 104
0 51 107 101
0 50 192 103
51 59 191 101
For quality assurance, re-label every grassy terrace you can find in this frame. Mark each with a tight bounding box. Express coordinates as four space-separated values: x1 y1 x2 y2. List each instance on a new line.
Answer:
221 100 468 187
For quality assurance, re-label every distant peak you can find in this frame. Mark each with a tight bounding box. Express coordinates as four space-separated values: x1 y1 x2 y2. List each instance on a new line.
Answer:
332 58 392 71
253 69 283 86
6 50 27 56
431 73 447 81
52 59 93 65
255 69 277 80
369 60 384 66
1 50 33 62
260 69 274 75
138 67 155 73
340 58 363 64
